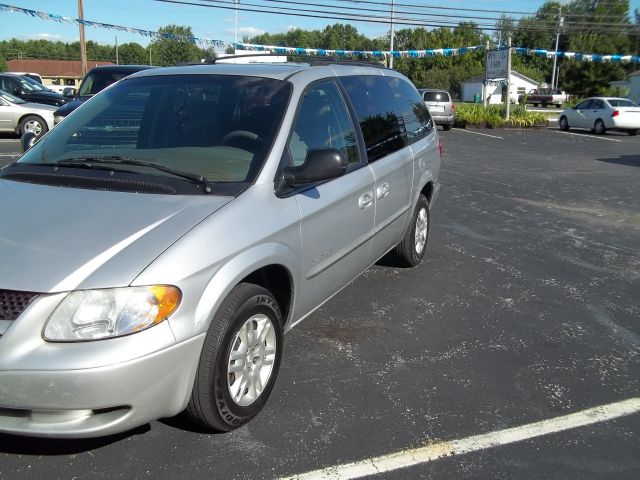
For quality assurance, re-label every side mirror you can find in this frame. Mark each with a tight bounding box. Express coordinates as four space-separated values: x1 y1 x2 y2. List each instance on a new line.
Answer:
63 87 76 98
282 148 348 187
21 132 38 152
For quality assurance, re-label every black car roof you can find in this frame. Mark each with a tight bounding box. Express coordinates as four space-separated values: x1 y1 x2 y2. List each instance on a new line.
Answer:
86 65 155 74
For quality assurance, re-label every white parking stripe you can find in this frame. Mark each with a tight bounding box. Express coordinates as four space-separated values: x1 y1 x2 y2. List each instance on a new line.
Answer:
452 128 503 139
281 397 640 480
555 130 622 142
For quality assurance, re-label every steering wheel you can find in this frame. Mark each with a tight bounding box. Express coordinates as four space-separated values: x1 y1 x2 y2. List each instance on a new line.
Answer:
221 130 264 152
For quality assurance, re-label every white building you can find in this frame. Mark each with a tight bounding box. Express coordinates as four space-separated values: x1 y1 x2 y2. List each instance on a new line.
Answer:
460 71 539 104
631 71 640 104
610 70 640 104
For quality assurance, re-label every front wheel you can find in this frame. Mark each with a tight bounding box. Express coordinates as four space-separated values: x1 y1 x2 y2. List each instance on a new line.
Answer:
442 124 452 131
392 193 430 267
19 115 48 138
628 129 638 136
186 283 283 432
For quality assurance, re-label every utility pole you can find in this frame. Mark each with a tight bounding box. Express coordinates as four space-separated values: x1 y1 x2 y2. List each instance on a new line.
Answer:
78 0 88 76
483 40 490 107
234 0 239 53
389 0 395 69
550 5 564 91
505 36 512 120
149 46 152 66
115 35 119 65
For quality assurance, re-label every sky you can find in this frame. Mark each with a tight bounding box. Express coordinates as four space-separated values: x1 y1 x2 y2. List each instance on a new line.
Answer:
1 0 639 53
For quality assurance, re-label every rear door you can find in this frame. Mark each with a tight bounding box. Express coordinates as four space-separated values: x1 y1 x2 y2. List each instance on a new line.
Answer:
339 75 416 261
287 79 376 317
422 90 451 116
586 99 606 129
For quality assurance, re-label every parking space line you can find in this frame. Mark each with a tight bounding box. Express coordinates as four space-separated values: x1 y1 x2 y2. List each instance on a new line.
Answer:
281 397 640 480
555 131 623 142
453 128 503 140
0 153 19 157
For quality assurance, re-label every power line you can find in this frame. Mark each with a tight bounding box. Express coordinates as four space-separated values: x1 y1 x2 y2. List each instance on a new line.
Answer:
152 0 638 34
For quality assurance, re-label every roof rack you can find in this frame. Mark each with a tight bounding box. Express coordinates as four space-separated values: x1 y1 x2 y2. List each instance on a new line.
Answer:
301 56 388 69
172 53 389 69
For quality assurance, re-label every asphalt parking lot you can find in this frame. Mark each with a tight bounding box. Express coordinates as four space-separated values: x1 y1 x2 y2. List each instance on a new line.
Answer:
0 127 638 479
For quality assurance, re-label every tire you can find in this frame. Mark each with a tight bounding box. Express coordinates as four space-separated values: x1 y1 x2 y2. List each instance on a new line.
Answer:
442 124 452 131
628 129 638 136
533 103 539 107
392 193 430 267
19 115 48 138
542 102 548 108
559 116 569 131
186 283 283 432
594 119 606 135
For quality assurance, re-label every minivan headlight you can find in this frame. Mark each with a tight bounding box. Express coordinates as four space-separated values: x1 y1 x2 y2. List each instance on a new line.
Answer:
44 286 181 341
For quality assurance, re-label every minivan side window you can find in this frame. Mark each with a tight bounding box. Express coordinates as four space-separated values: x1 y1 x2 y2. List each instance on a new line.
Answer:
288 80 360 167
386 77 433 143
338 75 407 162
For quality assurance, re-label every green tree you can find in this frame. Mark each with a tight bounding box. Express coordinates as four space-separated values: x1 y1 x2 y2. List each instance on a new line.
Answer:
150 25 203 66
118 42 148 65
0 55 7 72
494 15 516 46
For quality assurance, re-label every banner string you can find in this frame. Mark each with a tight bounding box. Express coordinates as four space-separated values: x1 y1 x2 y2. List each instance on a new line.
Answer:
1 3 638 63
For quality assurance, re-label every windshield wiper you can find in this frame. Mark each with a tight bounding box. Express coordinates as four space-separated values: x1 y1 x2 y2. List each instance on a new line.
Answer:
52 155 213 192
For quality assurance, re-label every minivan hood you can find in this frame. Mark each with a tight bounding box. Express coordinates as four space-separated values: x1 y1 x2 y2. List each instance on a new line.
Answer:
0 180 232 293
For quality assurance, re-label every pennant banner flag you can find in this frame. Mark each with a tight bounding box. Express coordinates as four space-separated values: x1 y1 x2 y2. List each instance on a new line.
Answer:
1 3 638 63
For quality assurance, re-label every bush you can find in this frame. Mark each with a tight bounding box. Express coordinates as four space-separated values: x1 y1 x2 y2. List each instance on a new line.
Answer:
454 103 548 129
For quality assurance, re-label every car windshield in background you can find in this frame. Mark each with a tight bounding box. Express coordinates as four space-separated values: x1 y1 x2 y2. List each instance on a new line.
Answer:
423 91 450 102
78 71 139 97
17 74 292 188
16 77 39 92
607 99 636 107
21 76 49 91
0 90 26 104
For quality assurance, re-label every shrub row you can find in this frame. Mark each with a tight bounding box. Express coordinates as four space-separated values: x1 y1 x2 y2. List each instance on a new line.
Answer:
454 104 549 129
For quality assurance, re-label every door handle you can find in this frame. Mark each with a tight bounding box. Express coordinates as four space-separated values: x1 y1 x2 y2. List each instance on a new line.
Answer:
358 192 374 209
376 183 390 200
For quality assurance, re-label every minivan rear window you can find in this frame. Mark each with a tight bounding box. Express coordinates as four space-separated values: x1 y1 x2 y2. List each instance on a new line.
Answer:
423 91 450 102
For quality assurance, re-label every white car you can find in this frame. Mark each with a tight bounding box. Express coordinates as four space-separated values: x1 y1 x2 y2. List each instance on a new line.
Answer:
0 89 56 138
559 97 640 135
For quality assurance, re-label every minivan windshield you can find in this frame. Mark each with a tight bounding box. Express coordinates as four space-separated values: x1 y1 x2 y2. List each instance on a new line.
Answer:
17 74 292 188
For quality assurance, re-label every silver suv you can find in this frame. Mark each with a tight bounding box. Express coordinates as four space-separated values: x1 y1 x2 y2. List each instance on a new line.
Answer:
419 88 455 130
0 61 441 438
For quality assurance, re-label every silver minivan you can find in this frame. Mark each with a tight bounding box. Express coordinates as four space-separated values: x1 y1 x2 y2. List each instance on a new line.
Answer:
419 88 455 130
0 61 441 438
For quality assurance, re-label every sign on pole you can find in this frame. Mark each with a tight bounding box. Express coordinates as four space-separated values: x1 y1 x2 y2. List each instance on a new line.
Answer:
485 48 508 79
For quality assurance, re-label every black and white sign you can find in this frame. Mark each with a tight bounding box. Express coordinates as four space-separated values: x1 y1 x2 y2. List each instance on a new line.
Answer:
486 49 508 79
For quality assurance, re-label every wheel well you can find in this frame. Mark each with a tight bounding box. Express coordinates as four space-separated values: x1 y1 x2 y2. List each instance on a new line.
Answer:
18 114 46 130
421 181 434 203
240 265 292 322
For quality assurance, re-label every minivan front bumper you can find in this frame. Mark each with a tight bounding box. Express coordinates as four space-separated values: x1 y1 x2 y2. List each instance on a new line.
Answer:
0 333 204 438
0 293 205 438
